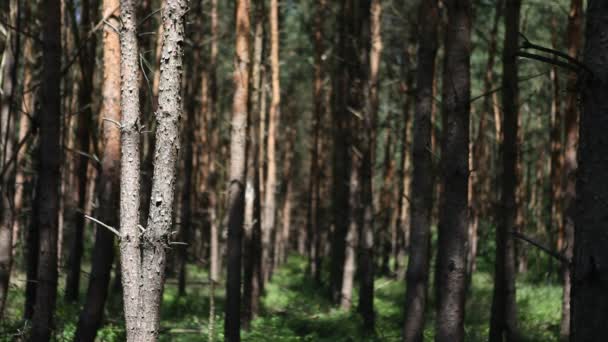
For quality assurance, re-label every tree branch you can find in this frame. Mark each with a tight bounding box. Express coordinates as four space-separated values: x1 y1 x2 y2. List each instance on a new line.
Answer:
511 231 570 265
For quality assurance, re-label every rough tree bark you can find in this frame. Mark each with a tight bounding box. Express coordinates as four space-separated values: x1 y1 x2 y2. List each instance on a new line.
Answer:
31 0 62 338
489 0 520 341
224 0 250 340
119 0 187 340
402 1 438 341
434 0 471 341
74 2 121 339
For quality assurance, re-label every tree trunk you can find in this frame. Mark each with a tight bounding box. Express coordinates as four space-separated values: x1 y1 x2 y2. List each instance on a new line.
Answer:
358 0 381 332
31 0 62 338
262 0 281 286
402 1 438 340
118 0 187 339
243 0 264 326
74 2 121 339
118 0 143 339
434 1 471 341
66 0 97 303
560 1 582 340
569 1 608 341
340 151 360 310
330 0 356 304
224 0 251 340
0 0 20 318
307 0 326 282
489 0 521 340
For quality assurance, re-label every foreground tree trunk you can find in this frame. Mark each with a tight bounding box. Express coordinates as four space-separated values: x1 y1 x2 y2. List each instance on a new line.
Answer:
0 0 20 318
571 1 608 340
74 1 121 340
402 1 438 340
31 0 62 338
560 1 582 341
224 0 251 340
489 0 520 340
119 0 187 340
434 1 471 341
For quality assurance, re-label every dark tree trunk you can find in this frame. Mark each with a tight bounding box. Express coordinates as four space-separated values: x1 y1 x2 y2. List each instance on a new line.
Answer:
307 0 326 283
224 0 251 340
31 0 62 338
66 0 97 303
434 0 471 341
402 1 438 341
571 1 608 341
560 1 582 340
74 1 121 340
243 0 264 327
329 0 354 303
358 0 381 332
489 0 521 341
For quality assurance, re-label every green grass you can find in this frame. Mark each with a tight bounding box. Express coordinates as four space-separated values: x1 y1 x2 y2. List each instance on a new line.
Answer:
1 255 562 341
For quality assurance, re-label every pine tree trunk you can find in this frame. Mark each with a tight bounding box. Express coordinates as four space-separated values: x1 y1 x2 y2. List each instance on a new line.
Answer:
307 0 326 282
74 2 121 339
560 1 582 340
489 0 521 340
0 0 20 318
262 0 281 286
402 1 438 340
243 1 264 326
569 0 608 340
358 0 382 332
434 1 471 341
224 0 251 340
31 0 62 338
66 0 97 303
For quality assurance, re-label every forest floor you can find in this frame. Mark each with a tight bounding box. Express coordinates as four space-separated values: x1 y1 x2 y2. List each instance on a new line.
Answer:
1 255 562 341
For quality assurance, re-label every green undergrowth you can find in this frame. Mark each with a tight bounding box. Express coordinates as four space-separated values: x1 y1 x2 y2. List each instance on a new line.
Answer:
1 255 561 341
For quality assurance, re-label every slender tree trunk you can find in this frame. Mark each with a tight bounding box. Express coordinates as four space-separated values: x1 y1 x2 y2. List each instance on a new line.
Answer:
0 0 20 318
307 0 326 282
74 2 121 339
12 19 35 257
560 1 582 340
340 150 360 310
262 0 281 286
66 0 97 302
31 0 62 338
402 1 438 341
434 1 471 341
207 1 219 339
224 0 251 340
243 0 264 326
489 0 521 341
358 0 381 332
118 0 144 338
330 0 355 304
